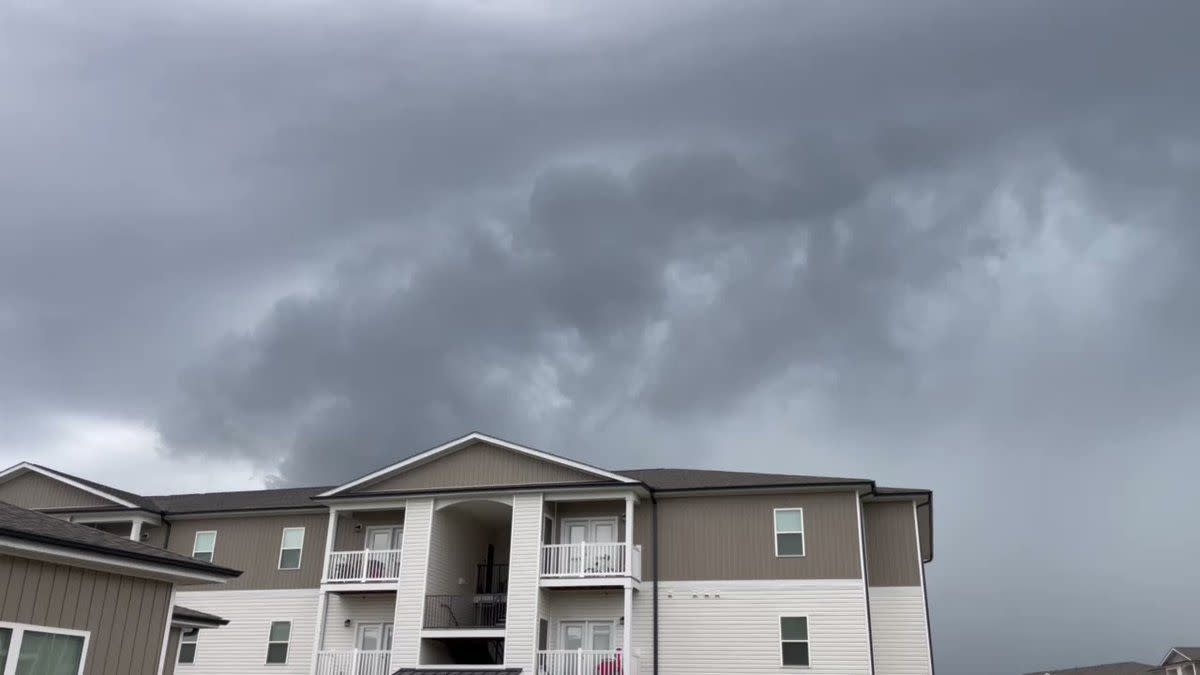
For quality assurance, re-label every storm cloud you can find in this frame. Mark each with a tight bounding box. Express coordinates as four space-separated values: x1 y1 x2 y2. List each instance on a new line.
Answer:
3 1 1200 673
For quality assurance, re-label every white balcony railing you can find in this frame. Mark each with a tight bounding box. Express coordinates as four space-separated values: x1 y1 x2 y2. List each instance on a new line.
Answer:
324 549 403 583
314 650 391 675
536 650 633 675
540 543 641 579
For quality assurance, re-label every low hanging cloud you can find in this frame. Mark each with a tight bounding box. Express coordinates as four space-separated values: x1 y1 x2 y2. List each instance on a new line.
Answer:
4 1 1200 673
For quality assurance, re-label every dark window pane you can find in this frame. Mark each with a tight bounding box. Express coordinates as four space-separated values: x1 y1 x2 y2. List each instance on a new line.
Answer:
0 628 11 666
15 631 85 675
782 642 810 666
777 533 805 556
280 548 302 569
266 643 289 664
781 617 808 640
269 622 291 642
193 551 213 563
178 643 197 664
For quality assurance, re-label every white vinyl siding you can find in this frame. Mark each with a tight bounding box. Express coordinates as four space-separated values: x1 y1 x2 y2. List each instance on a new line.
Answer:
321 594 397 652
868 586 933 675
173 589 318 675
540 590 624 650
632 580 870 674
502 493 544 671
391 498 431 668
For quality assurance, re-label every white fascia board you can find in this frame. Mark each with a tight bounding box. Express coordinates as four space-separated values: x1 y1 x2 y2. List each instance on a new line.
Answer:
0 536 233 585
0 463 140 509
318 432 636 497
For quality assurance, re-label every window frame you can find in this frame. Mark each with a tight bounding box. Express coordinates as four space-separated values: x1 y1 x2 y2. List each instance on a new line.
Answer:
773 508 806 558
177 626 200 665
192 530 217 563
277 527 305 571
0 620 91 675
265 620 292 665
778 615 811 668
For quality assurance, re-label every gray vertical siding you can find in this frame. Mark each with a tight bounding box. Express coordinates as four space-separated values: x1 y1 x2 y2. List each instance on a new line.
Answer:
165 513 329 590
161 626 181 675
332 510 406 551
863 501 921 587
917 502 932 562
353 442 602 492
634 491 863 581
0 554 173 675
0 472 116 509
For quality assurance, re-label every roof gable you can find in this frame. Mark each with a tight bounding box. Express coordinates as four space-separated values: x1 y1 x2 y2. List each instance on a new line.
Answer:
321 433 635 497
1162 649 1200 666
0 464 139 510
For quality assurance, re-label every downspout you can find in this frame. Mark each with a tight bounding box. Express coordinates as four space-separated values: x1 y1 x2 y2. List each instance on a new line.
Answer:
651 491 659 675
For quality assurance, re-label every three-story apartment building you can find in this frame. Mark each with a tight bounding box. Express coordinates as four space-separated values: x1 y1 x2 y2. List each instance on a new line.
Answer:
0 432 934 675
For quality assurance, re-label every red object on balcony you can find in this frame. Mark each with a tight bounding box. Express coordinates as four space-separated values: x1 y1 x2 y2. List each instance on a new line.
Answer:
596 651 623 675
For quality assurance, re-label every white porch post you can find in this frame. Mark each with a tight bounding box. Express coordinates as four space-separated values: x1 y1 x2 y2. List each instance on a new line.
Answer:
624 495 634 575
623 494 635 663
309 591 328 675
320 508 338 582
129 519 143 542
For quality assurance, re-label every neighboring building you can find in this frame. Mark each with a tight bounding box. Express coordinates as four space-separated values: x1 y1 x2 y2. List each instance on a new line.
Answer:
1025 663 1156 675
0 499 239 675
1026 649 1200 675
0 431 935 675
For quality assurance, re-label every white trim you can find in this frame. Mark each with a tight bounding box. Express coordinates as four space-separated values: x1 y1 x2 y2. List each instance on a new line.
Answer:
167 508 328 520
320 509 338 583
420 628 507 639
155 588 177 675
265 619 293 665
0 620 91 675
0 462 140 509
176 623 200 666
540 577 635 589
778 614 811 668
278 527 305 570
320 582 399 593
192 530 217 562
68 512 162 526
0 536 233 584
773 507 806 557
855 496 876 675
318 432 636 497
130 519 144 542
544 490 642 503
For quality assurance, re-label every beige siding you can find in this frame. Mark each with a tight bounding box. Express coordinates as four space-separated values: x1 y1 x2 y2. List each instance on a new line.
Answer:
632 579 871 674
391 498 433 667
0 554 173 675
916 503 932 562
869 586 932 674
353 442 601 493
503 493 543 670
864 501 921 587
635 492 863 581
321 593 397 651
173 588 319 675
0 471 117 509
162 626 181 675
165 513 329 591
333 510 406 551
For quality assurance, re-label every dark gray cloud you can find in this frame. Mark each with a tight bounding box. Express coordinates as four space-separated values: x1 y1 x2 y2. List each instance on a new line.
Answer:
3 2 1200 673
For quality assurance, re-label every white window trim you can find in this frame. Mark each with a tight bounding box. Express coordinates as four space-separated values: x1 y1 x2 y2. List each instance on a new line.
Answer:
778 614 811 668
773 508 806 558
192 530 217 561
278 527 305 570
265 620 292 665
177 626 199 666
0 620 91 675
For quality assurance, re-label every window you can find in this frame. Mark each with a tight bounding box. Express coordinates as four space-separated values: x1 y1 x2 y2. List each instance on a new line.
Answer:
278 527 305 570
774 508 805 557
192 531 217 563
780 616 810 667
178 627 199 664
0 622 89 675
265 621 291 664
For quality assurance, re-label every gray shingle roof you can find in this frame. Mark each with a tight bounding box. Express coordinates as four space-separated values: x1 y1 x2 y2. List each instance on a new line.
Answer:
1023 662 1153 675
147 486 333 514
0 500 240 577
618 467 873 491
173 605 229 626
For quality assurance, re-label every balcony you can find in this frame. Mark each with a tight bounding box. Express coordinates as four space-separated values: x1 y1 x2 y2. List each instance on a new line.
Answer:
324 549 403 583
536 650 636 675
313 650 391 675
423 593 507 629
541 543 641 581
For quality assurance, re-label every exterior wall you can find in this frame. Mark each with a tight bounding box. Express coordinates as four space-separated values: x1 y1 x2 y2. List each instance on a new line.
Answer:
173 588 319 675
333 510 406 551
162 626 182 675
916 503 931 562
869 586 932 675
863 502 921 587
165 513 329 591
0 471 117 509
321 593 396 651
540 589 624 650
0 554 173 675
426 505 504 596
502 493 543 670
632 579 872 675
391 498 433 667
354 442 602 493
635 491 863 581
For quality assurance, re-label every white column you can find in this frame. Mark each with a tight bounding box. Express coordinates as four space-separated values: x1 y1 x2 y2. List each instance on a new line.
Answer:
503 494 544 672
623 494 635 665
623 585 633 661
308 591 328 675
320 509 339 582
392 499 433 668
129 519 143 542
624 495 634 574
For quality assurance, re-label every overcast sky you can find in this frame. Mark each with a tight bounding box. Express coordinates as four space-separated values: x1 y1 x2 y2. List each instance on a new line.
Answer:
3 1 1199 672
